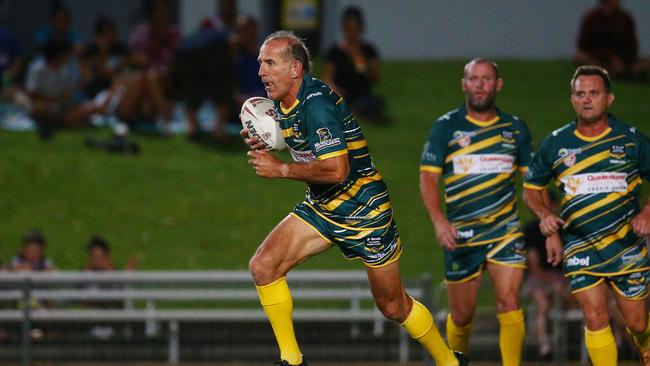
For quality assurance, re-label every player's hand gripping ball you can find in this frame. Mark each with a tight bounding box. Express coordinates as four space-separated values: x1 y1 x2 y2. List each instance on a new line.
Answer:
240 97 286 151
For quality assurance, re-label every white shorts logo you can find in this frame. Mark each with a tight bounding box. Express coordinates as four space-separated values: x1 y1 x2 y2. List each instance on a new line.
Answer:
561 172 627 195
452 154 514 174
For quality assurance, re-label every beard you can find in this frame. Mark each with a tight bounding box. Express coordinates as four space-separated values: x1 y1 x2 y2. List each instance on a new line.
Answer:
467 91 497 112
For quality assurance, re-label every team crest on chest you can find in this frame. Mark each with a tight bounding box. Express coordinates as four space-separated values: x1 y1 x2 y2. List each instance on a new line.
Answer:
453 130 474 147
609 145 626 159
558 148 581 167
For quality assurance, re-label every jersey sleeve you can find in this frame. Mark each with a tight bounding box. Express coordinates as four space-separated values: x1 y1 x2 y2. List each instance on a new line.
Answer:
635 129 650 181
305 98 347 160
524 135 555 190
419 120 447 174
516 120 534 172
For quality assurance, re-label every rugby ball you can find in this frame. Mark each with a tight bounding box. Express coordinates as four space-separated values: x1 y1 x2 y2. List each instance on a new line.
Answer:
240 97 286 151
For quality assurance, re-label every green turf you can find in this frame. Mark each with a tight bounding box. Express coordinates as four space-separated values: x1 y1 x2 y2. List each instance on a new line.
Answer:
1 60 649 288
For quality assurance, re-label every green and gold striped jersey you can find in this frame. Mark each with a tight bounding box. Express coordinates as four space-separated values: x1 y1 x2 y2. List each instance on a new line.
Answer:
420 105 533 247
276 74 391 227
524 115 650 277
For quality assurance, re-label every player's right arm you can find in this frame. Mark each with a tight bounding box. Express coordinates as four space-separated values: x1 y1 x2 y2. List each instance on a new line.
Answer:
419 118 458 251
523 135 564 237
420 171 458 251
247 149 349 184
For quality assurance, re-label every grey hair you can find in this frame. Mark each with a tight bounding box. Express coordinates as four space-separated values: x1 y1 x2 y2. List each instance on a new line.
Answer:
263 30 312 73
463 58 500 79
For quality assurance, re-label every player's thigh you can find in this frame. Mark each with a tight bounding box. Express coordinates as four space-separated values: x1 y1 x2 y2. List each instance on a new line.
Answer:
486 262 524 312
250 214 332 284
572 279 611 330
446 274 481 325
611 270 650 332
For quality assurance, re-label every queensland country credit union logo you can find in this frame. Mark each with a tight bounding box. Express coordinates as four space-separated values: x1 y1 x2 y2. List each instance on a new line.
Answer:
456 156 475 173
564 176 582 194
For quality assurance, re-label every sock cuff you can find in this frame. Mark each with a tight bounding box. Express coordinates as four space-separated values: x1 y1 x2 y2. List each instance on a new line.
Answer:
256 277 291 306
497 308 524 325
446 313 472 332
401 298 434 339
585 325 615 349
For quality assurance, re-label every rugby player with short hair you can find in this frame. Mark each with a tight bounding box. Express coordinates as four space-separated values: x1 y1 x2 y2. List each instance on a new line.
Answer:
420 58 532 365
524 65 650 365
241 30 467 366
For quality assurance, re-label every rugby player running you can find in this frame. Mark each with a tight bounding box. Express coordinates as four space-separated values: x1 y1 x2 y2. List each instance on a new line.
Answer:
241 31 467 366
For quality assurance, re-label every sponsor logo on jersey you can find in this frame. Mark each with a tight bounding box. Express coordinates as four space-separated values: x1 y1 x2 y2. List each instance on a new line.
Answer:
457 229 474 239
305 91 322 100
558 148 581 167
566 256 590 267
365 236 384 253
452 154 514 174
314 128 341 152
288 147 316 162
610 145 626 159
561 172 627 195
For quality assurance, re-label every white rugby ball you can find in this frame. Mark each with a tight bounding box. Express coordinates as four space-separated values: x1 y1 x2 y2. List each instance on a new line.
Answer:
240 97 286 151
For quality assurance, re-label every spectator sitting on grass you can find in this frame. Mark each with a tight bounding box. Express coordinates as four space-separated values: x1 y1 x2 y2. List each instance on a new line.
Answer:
26 40 103 139
8 229 56 272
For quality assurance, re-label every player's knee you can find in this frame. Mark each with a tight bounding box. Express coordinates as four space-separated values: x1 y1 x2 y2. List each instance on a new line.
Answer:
495 297 520 313
376 296 408 322
625 312 649 334
450 310 473 327
248 254 273 283
582 306 610 330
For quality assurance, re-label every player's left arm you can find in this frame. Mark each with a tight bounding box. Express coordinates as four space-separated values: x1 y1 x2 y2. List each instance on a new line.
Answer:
247 150 349 184
631 130 650 235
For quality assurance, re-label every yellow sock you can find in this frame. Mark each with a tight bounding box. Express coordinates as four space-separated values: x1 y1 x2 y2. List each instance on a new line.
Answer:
401 298 458 366
497 309 525 366
446 314 472 354
585 326 617 366
256 277 302 365
626 315 650 352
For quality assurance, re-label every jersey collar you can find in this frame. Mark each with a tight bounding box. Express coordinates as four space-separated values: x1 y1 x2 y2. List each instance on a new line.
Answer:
461 105 502 127
280 73 312 114
573 114 613 142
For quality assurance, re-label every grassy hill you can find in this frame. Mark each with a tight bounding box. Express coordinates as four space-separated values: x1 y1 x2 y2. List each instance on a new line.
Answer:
1 59 649 285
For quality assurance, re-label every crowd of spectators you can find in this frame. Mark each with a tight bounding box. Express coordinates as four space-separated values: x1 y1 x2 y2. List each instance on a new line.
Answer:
0 0 265 143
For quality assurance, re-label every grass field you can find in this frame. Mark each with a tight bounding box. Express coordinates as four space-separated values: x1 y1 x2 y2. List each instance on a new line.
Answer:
1 59 649 288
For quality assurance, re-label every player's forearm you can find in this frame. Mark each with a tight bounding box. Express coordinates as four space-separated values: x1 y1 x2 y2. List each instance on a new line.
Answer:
419 173 447 224
524 188 555 220
283 159 349 184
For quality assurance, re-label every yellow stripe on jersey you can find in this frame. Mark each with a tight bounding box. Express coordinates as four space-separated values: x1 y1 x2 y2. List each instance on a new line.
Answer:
523 182 546 190
486 233 521 258
572 197 634 231
445 135 503 163
336 97 344 105
420 165 443 173
348 190 387 217
454 200 516 229
444 167 516 186
346 139 368 150
562 178 641 228
557 150 611 179
564 221 633 259
318 149 348 160
354 153 370 159
304 202 392 231
282 127 293 138
446 173 511 203
320 173 384 211
447 122 512 147
455 232 523 248
552 135 625 169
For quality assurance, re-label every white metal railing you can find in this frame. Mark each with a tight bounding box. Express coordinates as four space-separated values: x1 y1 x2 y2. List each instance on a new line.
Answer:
0 270 433 365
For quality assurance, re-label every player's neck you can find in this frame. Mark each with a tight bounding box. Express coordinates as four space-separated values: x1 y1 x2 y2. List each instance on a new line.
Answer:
280 78 304 111
576 116 609 137
465 106 498 122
